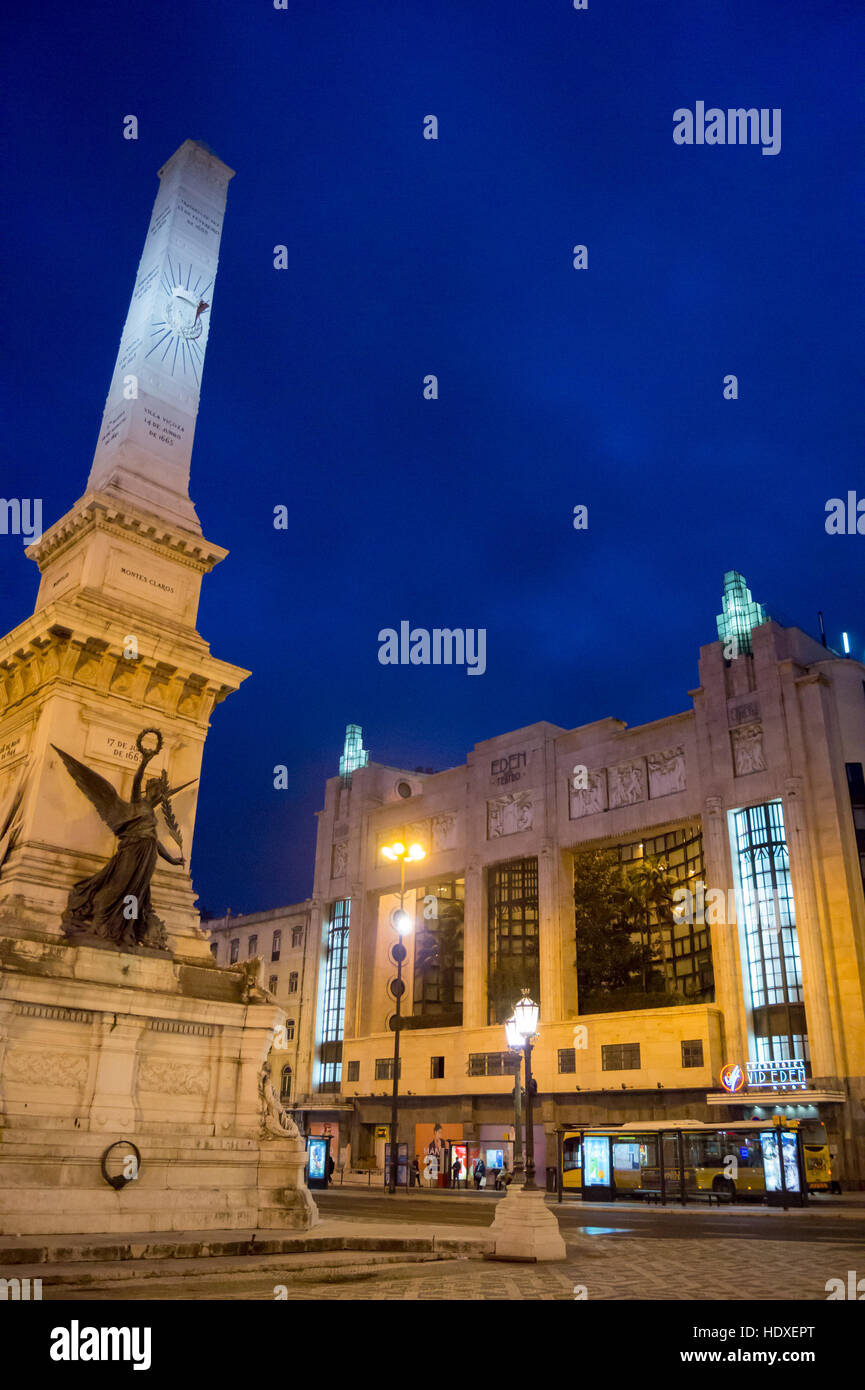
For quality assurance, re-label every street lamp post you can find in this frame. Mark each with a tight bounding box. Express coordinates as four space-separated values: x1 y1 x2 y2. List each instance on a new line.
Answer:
490 991 566 1260
381 839 426 1195
505 1016 525 1187
512 991 539 1192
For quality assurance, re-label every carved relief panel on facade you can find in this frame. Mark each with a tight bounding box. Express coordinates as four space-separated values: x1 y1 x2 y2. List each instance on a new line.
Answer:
371 814 460 859
431 813 458 852
731 722 766 776
405 820 429 849
331 840 348 878
647 746 686 798
569 768 608 819
487 790 534 838
608 759 647 809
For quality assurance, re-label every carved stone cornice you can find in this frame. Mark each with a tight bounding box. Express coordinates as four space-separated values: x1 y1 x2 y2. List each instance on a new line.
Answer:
26 492 229 576
0 618 246 723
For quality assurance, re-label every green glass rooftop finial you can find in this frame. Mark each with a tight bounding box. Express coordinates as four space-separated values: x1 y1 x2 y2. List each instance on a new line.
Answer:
716 571 768 655
339 724 369 781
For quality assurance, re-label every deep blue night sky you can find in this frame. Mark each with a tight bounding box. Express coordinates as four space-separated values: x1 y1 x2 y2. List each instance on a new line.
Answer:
2 1 862 914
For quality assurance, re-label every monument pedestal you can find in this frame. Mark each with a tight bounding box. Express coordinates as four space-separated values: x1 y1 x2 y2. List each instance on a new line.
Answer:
487 1185 567 1262
0 931 318 1237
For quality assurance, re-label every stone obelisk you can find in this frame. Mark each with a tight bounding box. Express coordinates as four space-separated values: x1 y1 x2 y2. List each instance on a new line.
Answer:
0 142 317 1237
88 139 229 534
0 140 246 955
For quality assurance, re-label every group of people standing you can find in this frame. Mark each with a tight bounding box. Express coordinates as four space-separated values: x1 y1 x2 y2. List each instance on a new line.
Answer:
408 1151 512 1189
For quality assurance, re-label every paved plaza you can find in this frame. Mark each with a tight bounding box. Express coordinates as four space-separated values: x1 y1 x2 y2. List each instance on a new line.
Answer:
23 1213 865 1301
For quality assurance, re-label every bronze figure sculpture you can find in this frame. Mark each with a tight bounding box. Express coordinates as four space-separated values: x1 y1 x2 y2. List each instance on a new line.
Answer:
52 728 196 951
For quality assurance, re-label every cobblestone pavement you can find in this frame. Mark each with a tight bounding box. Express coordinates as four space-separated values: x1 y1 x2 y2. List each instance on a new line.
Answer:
50 1231 865 1301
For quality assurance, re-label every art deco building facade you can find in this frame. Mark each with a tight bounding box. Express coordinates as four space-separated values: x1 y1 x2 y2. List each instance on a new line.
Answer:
298 581 865 1185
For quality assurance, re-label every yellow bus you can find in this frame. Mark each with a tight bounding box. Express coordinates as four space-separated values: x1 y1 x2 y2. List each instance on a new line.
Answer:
560 1119 834 1202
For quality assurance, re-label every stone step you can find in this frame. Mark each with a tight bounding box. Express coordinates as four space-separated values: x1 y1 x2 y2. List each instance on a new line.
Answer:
0 1226 495 1266
13 1249 467 1290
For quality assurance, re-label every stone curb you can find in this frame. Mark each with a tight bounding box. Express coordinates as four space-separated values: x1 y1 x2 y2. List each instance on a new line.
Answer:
0 1231 494 1267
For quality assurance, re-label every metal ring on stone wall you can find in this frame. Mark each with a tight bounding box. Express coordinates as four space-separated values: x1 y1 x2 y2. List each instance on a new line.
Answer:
100 1140 142 1190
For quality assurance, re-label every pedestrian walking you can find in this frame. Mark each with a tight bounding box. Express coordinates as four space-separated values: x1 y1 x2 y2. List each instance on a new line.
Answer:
451 1156 461 1188
410 1156 420 1188
474 1157 486 1190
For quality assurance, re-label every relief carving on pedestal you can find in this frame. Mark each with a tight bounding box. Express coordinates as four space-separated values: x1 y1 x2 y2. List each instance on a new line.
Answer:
4 1049 88 1088
487 790 533 838
608 759 647 809
138 1059 210 1095
731 722 767 776
176 679 207 719
647 746 686 798
569 769 607 819
331 840 348 878
108 656 141 698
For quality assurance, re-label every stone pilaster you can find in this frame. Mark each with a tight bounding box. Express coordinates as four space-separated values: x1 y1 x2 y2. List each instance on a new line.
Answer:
462 860 485 1028
702 795 747 1063
538 841 565 1022
782 776 839 1076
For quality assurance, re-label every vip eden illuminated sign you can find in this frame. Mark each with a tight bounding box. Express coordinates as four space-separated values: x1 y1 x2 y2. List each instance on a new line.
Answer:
720 1060 807 1093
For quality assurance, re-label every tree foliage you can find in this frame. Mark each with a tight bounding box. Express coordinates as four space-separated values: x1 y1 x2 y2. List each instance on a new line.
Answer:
573 848 678 1010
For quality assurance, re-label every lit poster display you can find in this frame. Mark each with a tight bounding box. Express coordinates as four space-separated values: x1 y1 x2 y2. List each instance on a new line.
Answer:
583 1135 610 1186
761 1131 801 1193
307 1136 328 1188
781 1131 801 1192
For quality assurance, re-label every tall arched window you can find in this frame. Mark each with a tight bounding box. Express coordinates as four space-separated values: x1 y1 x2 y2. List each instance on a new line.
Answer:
280 1064 292 1102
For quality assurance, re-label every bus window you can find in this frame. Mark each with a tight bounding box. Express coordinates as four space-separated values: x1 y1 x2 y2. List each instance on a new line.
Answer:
612 1140 642 1192
563 1138 582 1172
692 1131 764 1195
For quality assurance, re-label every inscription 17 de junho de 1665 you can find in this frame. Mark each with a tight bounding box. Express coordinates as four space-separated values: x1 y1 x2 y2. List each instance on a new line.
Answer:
103 736 154 765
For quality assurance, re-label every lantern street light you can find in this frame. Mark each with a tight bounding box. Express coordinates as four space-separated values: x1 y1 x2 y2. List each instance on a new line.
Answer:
381 838 426 1193
505 1015 525 1187
511 991 540 1190
490 990 565 1262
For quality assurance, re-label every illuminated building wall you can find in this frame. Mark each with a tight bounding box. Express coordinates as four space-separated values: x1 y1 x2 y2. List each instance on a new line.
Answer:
299 589 865 1184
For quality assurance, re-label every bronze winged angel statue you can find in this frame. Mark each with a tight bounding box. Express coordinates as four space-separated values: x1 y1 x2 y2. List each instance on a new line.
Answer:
52 728 196 951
